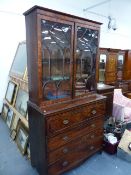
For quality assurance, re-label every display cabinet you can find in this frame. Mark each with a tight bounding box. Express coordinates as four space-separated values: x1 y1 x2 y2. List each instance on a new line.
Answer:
24 6 106 175
98 48 126 85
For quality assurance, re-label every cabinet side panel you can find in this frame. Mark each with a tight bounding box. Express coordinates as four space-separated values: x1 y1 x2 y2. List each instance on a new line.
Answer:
25 11 39 104
28 103 48 175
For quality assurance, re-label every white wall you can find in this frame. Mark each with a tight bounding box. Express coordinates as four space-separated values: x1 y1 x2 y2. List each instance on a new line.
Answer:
0 0 131 112
0 12 25 112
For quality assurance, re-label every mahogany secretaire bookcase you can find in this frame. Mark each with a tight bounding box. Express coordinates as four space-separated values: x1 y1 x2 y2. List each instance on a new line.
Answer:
24 6 106 175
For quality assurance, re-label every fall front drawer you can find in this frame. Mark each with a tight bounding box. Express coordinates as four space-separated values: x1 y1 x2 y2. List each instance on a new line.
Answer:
48 138 102 175
47 116 104 151
47 101 105 135
48 129 103 164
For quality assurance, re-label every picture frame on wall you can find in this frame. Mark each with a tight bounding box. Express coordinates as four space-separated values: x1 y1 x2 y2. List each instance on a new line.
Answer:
16 123 28 155
6 108 14 128
1 104 9 120
5 81 16 104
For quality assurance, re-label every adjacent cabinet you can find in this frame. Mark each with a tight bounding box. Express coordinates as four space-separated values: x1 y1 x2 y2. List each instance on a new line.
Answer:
98 48 125 85
24 6 106 175
98 48 131 92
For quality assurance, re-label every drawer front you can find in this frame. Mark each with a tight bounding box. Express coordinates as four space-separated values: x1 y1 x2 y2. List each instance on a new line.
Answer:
47 102 105 135
47 116 104 151
48 138 102 175
48 129 103 164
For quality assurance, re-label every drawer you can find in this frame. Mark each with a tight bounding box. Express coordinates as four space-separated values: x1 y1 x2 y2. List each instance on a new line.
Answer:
47 102 105 135
48 138 102 175
47 116 104 151
48 129 103 164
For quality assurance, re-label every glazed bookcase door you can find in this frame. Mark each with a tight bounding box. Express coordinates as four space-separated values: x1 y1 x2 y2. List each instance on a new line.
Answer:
117 53 124 81
74 23 99 97
39 16 74 102
99 54 107 83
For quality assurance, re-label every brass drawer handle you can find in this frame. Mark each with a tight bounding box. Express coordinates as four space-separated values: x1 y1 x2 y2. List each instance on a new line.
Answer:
90 135 95 139
62 161 68 167
90 146 95 150
91 109 96 115
91 124 95 128
62 136 69 141
63 119 69 125
63 148 68 154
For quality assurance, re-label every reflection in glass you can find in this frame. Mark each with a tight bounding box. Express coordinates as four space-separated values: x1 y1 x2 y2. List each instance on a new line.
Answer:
117 55 124 69
41 20 72 100
117 54 124 80
75 26 98 96
99 54 107 82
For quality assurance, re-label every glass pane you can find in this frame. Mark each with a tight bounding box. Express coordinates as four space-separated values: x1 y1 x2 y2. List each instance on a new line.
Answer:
10 42 27 78
99 54 107 82
41 20 72 100
117 54 124 80
117 55 124 69
75 26 98 96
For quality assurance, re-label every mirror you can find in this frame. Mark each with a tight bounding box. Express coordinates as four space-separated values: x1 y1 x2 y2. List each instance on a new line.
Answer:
117 54 124 80
99 54 107 83
117 55 124 69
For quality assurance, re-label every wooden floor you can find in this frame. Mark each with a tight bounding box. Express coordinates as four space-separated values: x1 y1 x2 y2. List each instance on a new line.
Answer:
0 116 131 175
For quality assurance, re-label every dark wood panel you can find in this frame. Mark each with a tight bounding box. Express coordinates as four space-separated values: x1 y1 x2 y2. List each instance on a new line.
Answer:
105 93 113 117
25 11 40 105
106 53 117 72
28 103 48 175
24 6 101 29
97 83 114 118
